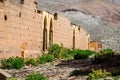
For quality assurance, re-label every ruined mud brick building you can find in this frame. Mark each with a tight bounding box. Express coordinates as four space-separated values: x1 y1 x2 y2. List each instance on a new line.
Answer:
0 0 92 58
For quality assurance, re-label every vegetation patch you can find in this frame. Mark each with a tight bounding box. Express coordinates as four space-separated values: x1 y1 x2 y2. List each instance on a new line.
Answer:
112 70 120 76
1 57 24 69
25 72 48 80
25 58 39 66
93 48 115 64
38 54 54 64
48 44 70 59
88 69 111 80
73 50 96 60
48 44 96 60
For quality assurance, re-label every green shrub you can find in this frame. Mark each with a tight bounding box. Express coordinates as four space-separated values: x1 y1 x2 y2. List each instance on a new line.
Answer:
48 44 61 59
25 72 48 80
59 47 71 59
74 50 96 60
38 54 54 64
48 44 96 60
112 76 119 80
74 53 88 60
100 48 114 56
69 49 80 57
48 44 70 59
25 58 39 66
93 48 114 64
112 70 120 76
88 69 111 80
1 57 24 69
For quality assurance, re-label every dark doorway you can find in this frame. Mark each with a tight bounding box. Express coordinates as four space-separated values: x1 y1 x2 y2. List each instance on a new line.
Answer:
73 28 75 49
43 16 47 51
49 18 53 47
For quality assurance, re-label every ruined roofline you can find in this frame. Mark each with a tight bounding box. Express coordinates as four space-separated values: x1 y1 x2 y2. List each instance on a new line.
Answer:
71 23 90 37
38 10 89 35
54 12 70 21
71 23 81 27
5 0 37 5
90 41 102 43
37 9 53 15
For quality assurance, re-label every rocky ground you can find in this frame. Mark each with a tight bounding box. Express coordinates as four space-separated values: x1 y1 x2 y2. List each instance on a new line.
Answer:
6 60 86 80
6 55 120 80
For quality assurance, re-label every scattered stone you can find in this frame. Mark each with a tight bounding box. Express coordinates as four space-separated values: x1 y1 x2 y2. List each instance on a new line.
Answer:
5 59 120 80
24 66 29 69
0 69 11 80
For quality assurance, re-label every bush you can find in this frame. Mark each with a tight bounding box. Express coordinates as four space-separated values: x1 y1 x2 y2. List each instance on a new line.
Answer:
100 48 114 56
1 57 24 69
25 72 48 80
93 48 114 63
74 50 96 60
112 70 120 76
38 54 54 64
48 44 61 59
48 44 96 60
88 69 111 80
69 49 80 57
25 58 39 66
112 76 119 80
48 44 70 59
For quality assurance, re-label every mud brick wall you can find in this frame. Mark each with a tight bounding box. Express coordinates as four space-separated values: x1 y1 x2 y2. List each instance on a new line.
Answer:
79 27 89 50
54 14 73 48
73 25 89 50
0 0 43 58
0 0 91 59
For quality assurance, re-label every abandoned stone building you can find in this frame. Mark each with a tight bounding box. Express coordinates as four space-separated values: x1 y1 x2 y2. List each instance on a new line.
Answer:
0 0 96 59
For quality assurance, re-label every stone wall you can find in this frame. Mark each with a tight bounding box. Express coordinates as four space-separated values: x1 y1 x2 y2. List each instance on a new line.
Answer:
0 0 90 59
72 25 90 50
54 14 73 48
0 0 43 58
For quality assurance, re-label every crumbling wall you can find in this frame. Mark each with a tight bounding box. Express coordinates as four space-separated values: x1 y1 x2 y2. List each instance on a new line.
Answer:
0 0 43 58
90 41 102 52
0 0 90 59
73 25 89 50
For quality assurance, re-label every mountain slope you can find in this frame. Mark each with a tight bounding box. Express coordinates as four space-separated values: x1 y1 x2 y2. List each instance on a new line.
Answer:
37 0 120 53
37 0 120 26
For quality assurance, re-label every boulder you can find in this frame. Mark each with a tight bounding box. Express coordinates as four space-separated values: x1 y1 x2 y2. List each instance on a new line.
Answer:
0 69 11 80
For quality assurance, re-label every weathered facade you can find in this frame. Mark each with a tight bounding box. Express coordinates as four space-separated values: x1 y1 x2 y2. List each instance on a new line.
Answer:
89 41 102 52
0 0 91 58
